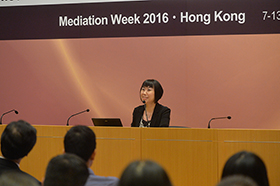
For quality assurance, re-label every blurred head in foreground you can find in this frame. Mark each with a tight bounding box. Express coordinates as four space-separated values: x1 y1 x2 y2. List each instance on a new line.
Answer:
118 160 172 186
222 151 269 186
217 175 258 186
44 153 89 186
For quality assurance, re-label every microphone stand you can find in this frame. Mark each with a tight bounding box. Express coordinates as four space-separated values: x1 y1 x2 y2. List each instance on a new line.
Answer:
66 109 90 126
0 109 19 125
208 116 231 128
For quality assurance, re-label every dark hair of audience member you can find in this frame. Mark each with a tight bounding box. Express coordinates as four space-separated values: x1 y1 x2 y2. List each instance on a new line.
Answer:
140 79 164 103
0 171 40 186
217 175 258 186
64 125 96 162
118 160 172 186
44 153 89 186
1 120 37 160
222 151 269 186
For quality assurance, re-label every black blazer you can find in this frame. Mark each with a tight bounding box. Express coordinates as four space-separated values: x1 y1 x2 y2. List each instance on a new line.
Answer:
0 158 41 185
131 103 170 127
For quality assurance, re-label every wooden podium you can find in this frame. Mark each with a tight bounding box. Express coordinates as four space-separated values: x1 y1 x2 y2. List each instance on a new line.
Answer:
1 126 279 186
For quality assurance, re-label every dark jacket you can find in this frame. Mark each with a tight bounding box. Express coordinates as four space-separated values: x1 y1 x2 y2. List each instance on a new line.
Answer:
0 158 41 185
131 103 170 127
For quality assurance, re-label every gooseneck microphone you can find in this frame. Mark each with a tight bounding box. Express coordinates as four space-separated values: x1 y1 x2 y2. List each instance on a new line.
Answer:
0 109 19 125
66 109 90 126
208 116 231 128
142 101 150 127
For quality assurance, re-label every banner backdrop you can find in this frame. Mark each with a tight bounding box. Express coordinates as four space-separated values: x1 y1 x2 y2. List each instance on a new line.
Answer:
1 0 280 128
1 0 280 40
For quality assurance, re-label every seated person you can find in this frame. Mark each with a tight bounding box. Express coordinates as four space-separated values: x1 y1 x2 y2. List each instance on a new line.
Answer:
131 79 171 127
44 153 89 186
64 125 119 186
118 160 172 186
0 120 40 184
221 151 269 186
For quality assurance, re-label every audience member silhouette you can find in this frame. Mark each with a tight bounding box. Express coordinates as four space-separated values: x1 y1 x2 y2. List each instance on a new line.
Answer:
44 153 89 186
217 175 258 186
221 151 269 186
64 125 119 186
118 160 172 186
0 120 40 184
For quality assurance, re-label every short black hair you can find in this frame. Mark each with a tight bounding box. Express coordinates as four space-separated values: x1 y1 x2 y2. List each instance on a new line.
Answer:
1 120 37 160
64 125 96 162
44 153 89 186
222 151 269 186
140 79 164 103
118 160 172 186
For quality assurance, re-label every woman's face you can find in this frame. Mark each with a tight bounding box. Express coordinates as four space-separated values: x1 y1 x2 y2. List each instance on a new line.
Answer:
140 86 155 104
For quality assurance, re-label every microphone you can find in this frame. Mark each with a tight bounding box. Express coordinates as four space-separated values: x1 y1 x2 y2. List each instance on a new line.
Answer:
208 116 231 128
0 109 19 125
142 101 150 127
66 109 90 126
